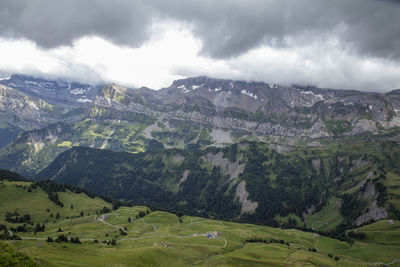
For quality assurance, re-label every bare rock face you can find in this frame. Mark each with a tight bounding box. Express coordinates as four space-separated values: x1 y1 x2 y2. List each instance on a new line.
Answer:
0 84 61 129
312 159 321 173
5 75 400 151
112 76 400 142
349 119 378 135
179 170 190 185
0 74 99 108
304 118 329 138
235 181 258 214
353 201 387 226
210 129 233 145
363 183 378 200
203 152 245 182
350 158 370 173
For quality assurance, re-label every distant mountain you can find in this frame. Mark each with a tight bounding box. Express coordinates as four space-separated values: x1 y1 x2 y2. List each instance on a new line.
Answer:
0 84 62 128
2 76 400 176
1 74 400 233
0 75 102 148
0 74 102 108
93 76 400 141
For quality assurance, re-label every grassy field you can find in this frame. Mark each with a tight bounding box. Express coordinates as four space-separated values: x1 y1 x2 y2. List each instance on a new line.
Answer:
306 198 343 232
0 181 111 224
1 180 400 266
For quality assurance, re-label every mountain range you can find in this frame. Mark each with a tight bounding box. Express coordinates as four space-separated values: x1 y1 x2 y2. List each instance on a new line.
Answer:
0 74 400 232
1 75 400 175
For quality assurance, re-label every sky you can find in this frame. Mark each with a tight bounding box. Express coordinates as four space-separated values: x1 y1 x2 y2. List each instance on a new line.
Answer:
0 0 399 91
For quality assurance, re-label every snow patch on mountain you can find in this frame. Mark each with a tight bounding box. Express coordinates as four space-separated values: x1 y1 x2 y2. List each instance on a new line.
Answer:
241 90 258 100
177 85 190 94
301 90 324 101
70 88 87 95
208 86 222 93
192 84 203 90
24 80 41 86
77 98 92 103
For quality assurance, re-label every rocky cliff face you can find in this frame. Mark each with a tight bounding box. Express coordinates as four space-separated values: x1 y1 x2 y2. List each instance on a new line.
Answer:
92 77 400 142
0 84 60 129
2 75 400 176
0 74 101 108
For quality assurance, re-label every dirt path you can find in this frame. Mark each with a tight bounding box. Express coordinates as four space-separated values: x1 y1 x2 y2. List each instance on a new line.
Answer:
97 214 122 229
19 213 229 250
365 259 398 266
153 238 227 249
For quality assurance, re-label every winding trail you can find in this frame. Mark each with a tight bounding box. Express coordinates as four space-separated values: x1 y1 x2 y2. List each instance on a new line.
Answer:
153 238 227 249
18 213 229 252
365 259 398 266
97 214 121 229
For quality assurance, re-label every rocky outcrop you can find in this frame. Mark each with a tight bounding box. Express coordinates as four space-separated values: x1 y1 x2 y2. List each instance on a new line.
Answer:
0 84 61 129
353 201 387 226
353 183 387 226
203 152 245 182
235 181 258 214
179 170 190 185
210 129 233 145
0 74 99 108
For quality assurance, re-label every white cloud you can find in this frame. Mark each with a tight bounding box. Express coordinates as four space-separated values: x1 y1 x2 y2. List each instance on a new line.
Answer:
0 22 400 91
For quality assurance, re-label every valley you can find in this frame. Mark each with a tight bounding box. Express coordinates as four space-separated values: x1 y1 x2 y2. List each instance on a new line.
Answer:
2 1 400 265
1 75 400 266
32 141 400 233
1 177 399 266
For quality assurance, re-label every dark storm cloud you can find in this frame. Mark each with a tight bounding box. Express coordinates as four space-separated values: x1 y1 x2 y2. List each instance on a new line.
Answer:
0 0 399 60
156 0 400 59
0 0 154 47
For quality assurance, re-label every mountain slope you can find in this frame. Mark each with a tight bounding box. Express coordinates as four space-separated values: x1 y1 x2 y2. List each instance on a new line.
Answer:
0 171 114 224
0 74 101 108
0 75 105 149
3 76 400 177
1 171 399 266
36 141 400 232
0 120 21 148
0 84 63 129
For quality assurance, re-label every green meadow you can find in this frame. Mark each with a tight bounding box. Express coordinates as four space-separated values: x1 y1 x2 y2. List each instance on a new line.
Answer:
1 180 400 266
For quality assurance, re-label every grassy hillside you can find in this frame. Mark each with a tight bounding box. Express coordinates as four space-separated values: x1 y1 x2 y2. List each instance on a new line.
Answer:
0 181 112 225
1 180 399 266
36 141 400 234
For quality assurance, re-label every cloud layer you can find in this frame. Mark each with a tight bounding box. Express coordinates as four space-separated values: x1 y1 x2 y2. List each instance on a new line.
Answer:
0 0 399 91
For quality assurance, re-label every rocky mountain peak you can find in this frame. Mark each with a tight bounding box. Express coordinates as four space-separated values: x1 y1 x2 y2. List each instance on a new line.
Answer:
0 74 100 107
98 84 129 98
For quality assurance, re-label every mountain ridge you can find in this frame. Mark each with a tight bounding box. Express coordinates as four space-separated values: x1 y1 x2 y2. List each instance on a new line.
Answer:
2 74 400 177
